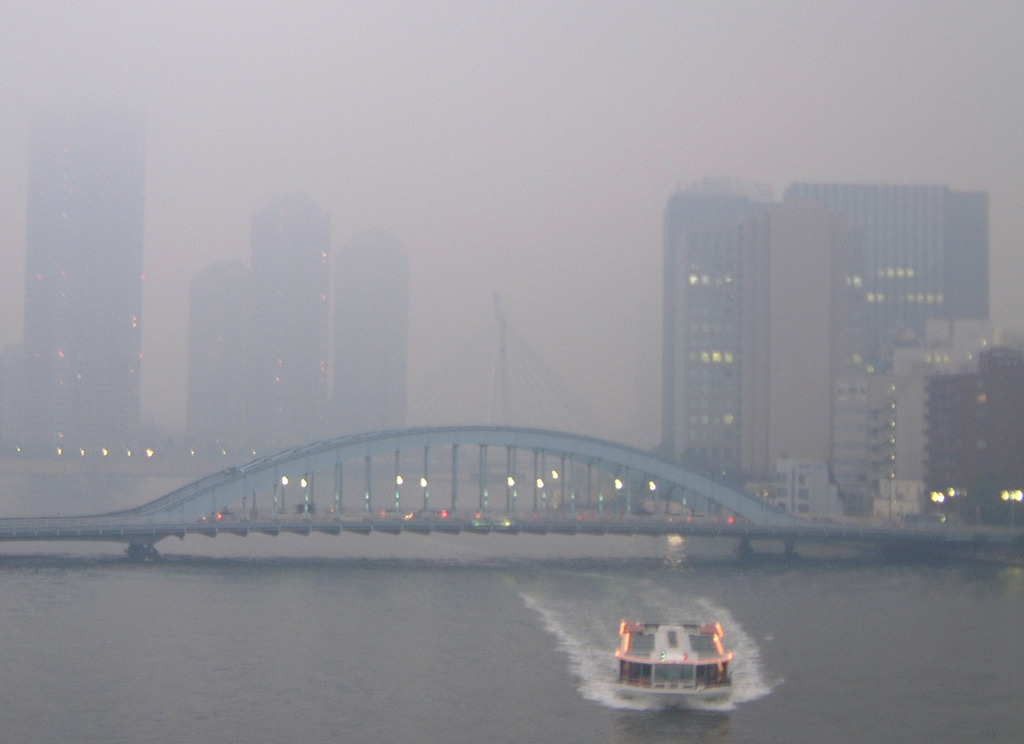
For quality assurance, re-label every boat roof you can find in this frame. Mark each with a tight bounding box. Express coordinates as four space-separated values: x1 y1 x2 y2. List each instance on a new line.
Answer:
616 620 732 664
620 620 724 636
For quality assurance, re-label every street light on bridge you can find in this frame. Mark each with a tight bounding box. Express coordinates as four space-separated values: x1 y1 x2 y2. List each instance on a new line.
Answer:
1001 489 1023 527
615 477 630 515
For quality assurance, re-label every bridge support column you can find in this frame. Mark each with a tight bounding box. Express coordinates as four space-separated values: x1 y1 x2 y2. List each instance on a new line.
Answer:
303 473 313 515
737 537 755 562
422 447 430 514
478 445 489 513
560 455 567 514
506 446 517 514
364 455 372 515
125 542 160 562
334 462 343 514
532 450 540 513
451 445 459 514
394 450 402 515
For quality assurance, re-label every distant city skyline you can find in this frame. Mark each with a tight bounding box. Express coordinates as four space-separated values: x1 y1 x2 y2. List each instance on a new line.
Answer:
659 178 996 515
1 2 1021 450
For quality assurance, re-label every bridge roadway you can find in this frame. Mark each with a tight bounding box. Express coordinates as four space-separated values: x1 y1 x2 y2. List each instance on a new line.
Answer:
0 425 1021 561
0 512 1020 562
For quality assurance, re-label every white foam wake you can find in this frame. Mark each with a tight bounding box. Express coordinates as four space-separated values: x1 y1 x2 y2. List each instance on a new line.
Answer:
521 583 777 711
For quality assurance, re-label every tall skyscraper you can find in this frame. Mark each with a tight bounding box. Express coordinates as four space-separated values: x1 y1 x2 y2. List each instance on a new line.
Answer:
247 194 330 449
661 179 771 470
333 230 409 434
20 106 145 449
187 261 249 448
784 183 989 371
738 200 854 478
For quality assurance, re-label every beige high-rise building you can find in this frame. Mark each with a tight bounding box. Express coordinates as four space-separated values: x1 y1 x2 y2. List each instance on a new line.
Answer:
739 200 854 478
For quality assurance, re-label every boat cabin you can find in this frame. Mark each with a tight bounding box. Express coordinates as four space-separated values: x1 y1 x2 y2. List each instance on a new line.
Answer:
616 621 732 691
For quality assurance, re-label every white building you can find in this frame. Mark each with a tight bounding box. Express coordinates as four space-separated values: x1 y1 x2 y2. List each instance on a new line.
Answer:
774 459 843 518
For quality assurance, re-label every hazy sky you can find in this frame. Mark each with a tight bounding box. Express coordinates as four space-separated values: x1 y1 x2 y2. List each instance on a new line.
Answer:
1 1 1022 447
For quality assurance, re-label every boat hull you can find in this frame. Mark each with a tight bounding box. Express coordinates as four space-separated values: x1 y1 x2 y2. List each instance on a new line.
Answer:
614 682 732 708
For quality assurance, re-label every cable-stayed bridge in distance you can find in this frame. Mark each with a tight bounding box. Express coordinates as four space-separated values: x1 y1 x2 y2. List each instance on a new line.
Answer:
407 293 632 440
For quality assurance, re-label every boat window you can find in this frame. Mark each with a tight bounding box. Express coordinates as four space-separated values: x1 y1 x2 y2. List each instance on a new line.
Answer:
628 632 655 655
689 634 720 657
654 664 694 684
620 661 652 684
667 630 678 648
695 662 728 687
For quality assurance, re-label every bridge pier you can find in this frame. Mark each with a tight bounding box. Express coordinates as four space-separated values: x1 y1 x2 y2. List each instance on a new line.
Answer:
125 542 160 562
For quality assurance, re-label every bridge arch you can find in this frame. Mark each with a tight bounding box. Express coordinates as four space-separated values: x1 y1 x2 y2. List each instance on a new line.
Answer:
104 426 792 527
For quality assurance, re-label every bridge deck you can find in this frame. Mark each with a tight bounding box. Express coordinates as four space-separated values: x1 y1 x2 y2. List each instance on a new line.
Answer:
0 514 1020 563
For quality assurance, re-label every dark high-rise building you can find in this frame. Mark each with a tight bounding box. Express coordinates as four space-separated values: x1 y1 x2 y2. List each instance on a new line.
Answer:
925 347 1024 497
20 107 145 449
661 180 771 470
333 230 409 434
246 194 330 449
784 183 989 371
187 261 249 448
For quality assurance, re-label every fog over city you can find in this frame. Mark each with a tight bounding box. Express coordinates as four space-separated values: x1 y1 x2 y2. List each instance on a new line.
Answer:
1 1 1022 448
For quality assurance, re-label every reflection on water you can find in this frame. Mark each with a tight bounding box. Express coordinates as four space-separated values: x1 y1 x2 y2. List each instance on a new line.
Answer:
664 533 686 568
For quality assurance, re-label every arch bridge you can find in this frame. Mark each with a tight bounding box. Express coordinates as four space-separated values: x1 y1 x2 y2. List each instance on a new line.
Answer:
128 426 788 523
0 426 796 556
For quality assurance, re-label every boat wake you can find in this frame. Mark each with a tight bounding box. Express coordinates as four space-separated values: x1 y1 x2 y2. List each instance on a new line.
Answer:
521 579 777 711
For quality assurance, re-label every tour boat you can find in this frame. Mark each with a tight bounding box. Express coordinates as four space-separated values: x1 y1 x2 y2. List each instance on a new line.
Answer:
615 620 733 706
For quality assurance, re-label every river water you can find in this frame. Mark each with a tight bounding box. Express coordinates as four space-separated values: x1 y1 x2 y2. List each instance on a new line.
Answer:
0 474 1022 743
0 539 1021 744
